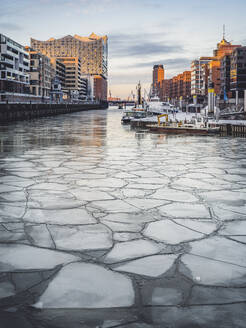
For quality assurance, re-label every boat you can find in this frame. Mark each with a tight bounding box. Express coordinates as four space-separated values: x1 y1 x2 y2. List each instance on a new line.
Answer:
147 114 220 135
121 110 147 124
146 96 179 115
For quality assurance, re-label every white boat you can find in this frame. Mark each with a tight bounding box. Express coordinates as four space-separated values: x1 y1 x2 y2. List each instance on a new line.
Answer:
146 96 179 115
121 109 147 124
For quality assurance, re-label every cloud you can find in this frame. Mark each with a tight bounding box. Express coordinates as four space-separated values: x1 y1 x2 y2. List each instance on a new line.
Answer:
110 71 151 84
0 22 22 31
109 32 183 58
133 58 192 69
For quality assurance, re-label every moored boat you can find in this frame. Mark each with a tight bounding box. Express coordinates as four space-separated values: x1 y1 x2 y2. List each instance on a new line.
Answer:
147 124 220 135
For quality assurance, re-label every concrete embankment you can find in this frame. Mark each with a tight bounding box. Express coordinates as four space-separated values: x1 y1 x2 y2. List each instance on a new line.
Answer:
0 103 108 122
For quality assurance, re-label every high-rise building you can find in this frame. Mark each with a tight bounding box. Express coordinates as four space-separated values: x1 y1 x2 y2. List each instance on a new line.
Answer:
191 35 241 99
220 55 231 98
230 46 246 95
152 65 164 96
191 57 213 96
55 57 82 97
0 33 30 101
50 58 66 90
209 38 241 96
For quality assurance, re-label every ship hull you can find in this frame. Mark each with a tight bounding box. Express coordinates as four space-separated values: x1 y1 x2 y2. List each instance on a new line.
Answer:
147 125 220 135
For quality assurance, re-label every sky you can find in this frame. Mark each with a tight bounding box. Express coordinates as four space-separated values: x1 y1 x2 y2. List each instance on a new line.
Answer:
1 0 246 98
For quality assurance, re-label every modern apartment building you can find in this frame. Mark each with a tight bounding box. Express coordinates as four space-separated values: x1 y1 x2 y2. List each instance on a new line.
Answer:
210 38 241 96
191 57 213 96
220 55 231 98
230 46 246 95
0 33 30 101
152 65 164 96
55 57 82 97
50 58 66 89
25 47 54 99
191 37 241 99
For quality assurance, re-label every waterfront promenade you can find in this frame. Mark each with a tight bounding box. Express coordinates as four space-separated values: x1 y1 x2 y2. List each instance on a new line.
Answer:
0 108 246 327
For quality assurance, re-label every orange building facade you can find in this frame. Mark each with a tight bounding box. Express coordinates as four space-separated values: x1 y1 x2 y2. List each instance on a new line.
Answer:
191 38 241 98
94 75 107 101
152 65 164 96
159 71 191 101
210 39 241 96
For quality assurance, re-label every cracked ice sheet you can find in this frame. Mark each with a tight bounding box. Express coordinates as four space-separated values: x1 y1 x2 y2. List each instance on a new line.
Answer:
27 191 85 210
200 190 246 205
159 203 211 219
0 244 79 272
212 205 246 221
0 204 26 220
104 239 162 263
70 188 114 201
189 236 246 268
26 224 54 248
150 188 198 202
127 177 169 185
171 178 223 191
23 208 96 224
114 254 178 277
0 176 34 188
220 220 246 236
143 220 216 245
28 183 69 191
125 198 167 210
79 178 126 188
34 262 134 308
0 191 26 202
91 200 138 213
48 224 113 251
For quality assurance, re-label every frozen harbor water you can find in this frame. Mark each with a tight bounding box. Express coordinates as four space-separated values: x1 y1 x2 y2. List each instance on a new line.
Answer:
0 107 246 327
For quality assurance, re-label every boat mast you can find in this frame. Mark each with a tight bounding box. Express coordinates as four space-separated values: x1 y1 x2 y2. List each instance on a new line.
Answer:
137 81 142 106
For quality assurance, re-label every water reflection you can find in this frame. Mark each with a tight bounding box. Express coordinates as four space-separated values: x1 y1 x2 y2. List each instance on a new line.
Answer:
0 110 108 155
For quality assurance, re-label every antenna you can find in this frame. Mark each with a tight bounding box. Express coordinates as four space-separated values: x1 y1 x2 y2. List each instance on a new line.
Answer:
223 24 225 39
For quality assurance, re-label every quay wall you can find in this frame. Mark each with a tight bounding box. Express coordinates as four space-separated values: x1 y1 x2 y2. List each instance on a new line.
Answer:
219 123 246 137
0 102 108 122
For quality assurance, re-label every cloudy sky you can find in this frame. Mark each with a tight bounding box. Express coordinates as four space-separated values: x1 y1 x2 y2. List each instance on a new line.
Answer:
1 0 246 98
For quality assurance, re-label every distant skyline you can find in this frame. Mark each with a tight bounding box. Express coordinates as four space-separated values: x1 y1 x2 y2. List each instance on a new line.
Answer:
1 0 246 98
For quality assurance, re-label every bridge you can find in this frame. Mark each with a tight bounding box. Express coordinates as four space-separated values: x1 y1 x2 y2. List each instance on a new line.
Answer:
108 100 135 106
